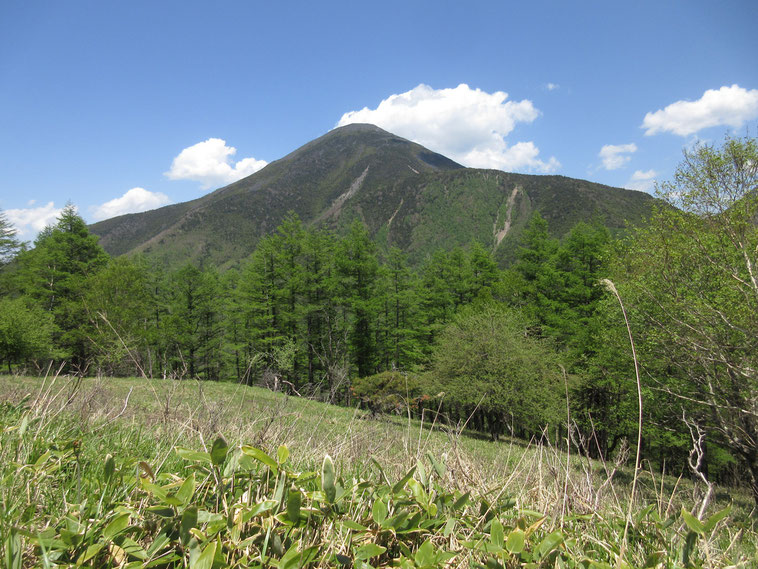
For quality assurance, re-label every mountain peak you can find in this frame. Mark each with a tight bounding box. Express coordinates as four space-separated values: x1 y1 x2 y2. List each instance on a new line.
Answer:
90 127 656 268
331 122 388 134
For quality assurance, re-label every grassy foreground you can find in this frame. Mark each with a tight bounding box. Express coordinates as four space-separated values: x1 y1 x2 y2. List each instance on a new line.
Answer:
0 374 755 568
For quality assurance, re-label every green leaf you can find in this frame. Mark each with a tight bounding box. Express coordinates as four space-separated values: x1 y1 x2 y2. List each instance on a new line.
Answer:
18 413 29 438
175 448 211 464
416 459 428 488
372 499 388 526
120 537 147 560
77 542 104 565
682 530 698 568
535 531 563 559
194 540 216 569
278 543 319 569
180 506 197 546
341 520 368 531
414 540 435 568
355 543 386 560
506 528 525 554
681 507 705 535
443 517 456 537
33 451 51 469
388 510 409 530
145 532 171 557
407 478 427 506
103 513 130 540
146 506 174 517
210 436 228 466
176 472 196 506
643 552 664 568
241 445 278 471
322 454 336 503
277 444 290 465
392 465 416 493
453 491 470 511
287 487 301 525
703 505 731 533
426 452 446 479
490 519 504 549
103 453 115 482
241 500 278 522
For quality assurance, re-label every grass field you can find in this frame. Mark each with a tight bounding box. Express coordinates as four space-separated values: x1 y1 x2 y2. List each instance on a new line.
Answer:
0 373 755 568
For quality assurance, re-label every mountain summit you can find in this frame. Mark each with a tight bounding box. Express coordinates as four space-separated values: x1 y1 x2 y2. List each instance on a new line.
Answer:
90 125 656 267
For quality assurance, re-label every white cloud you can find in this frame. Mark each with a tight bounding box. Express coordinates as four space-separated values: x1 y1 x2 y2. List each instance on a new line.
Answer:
642 85 758 136
626 169 657 192
165 138 268 189
337 83 560 173
546 83 559 91
90 187 172 221
5 201 63 240
599 143 637 170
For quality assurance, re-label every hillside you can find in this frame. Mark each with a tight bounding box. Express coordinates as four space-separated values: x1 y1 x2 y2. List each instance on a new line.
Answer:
90 124 657 267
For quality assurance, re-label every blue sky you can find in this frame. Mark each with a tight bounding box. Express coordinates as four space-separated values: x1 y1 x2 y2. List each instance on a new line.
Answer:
1 0 757 241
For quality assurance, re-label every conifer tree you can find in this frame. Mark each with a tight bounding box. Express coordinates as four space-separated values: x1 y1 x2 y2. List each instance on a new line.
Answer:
15 205 109 370
335 221 379 378
0 210 21 266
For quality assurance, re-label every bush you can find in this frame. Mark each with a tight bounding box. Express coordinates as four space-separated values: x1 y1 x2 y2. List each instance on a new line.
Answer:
427 304 566 440
351 371 424 416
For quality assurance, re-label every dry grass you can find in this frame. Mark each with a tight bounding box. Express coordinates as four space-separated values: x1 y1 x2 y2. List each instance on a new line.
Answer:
0 373 750 523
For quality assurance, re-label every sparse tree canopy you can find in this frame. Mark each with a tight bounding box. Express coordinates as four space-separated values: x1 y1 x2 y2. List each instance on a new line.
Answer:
620 134 758 502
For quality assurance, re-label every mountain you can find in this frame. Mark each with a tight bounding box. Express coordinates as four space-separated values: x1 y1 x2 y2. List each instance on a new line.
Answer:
89 124 657 268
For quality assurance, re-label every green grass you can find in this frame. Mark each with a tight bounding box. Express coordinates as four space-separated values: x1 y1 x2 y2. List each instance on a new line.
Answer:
0 374 755 567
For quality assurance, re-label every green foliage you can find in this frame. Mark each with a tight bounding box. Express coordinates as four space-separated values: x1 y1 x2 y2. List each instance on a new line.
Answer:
335 221 380 378
163 263 223 379
615 134 758 503
428 305 565 439
373 247 425 371
12 205 109 369
0 388 745 569
88 125 656 270
0 297 56 372
417 243 500 354
351 371 424 415
83 256 153 376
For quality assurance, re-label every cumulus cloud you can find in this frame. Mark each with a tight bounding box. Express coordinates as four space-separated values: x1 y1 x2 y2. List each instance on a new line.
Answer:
337 83 560 173
626 169 657 192
90 187 172 221
5 201 63 241
642 85 758 136
599 143 637 170
165 138 268 189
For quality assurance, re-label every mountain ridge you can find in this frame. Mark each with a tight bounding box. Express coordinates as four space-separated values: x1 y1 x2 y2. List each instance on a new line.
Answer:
89 124 657 268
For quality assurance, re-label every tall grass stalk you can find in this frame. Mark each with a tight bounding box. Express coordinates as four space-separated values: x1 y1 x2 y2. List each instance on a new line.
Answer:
602 278 643 568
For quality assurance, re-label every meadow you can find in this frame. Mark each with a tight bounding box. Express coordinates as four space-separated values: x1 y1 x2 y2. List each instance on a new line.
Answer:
0 373 754 568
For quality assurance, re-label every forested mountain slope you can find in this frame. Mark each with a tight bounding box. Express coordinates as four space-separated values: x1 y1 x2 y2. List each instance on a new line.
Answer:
90 124 657 267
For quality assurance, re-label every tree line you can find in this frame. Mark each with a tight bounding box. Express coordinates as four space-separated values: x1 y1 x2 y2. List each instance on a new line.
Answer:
0 135 756 502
